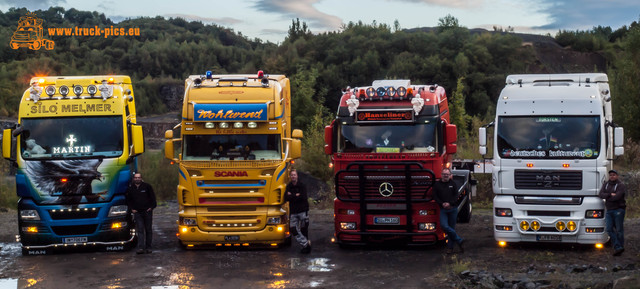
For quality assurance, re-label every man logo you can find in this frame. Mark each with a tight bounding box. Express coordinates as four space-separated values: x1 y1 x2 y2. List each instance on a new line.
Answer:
379 182 394 197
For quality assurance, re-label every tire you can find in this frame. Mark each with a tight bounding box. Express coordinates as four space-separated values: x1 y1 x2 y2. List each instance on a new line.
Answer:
10 41 19 49
44 39 54 50
30 40 41 50
457 195 472 223
283 236 292 247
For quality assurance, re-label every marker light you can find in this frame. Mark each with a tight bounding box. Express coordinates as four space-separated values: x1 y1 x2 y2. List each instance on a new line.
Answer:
204 122 215 129
562 163 570 168
87 85 97 96
38 78 45 84
73 85 83 96
206 71 213 79
595 243 604 249
233 122 243 129
60 178 68 183
45 85 56 96
526 163 534 168
247 122 258 129
219 122 229 129
108 77 115 84
396 86 406 99
498 241 507 247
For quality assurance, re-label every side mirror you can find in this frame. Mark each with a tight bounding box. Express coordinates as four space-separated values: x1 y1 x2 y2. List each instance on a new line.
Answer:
324 125 333 155
165 130 174 139
2 129 12 160
289 139 301 159
292 129 303 139
614 127 624 147
479 127 487 146
445 124 457 154
479 146 487 156
131 125 145 156
614 127 624 156
164 139 175 161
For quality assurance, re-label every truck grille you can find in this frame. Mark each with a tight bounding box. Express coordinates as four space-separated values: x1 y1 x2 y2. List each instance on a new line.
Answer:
336 162 435 202
51 224 97 236
514 170 582 190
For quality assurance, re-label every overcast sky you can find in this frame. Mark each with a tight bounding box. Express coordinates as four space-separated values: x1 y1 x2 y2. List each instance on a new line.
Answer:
2 0 639 43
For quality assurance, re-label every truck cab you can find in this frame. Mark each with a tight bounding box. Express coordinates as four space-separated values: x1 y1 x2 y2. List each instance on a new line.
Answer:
2 75 145 255
479 73 624 247
165 71 302 248
325 79 473 246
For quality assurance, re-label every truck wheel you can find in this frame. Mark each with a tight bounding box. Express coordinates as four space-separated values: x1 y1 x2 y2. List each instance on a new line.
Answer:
30 40 41 50
44 39 55 50
457 195 472 223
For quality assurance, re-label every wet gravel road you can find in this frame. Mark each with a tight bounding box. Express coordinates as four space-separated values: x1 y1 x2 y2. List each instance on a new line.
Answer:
1 202 640 289
0 203 453 289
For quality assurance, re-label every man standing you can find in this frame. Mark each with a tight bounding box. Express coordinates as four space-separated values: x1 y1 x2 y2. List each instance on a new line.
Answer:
433 168 464 254
126 172 157 254
599 169 626 256
285 169 311 253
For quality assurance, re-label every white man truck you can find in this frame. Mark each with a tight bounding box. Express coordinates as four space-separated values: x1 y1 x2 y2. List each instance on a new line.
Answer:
479 73 624 247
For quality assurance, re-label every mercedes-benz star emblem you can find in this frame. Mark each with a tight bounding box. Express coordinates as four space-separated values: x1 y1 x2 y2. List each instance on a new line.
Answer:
379 182 394 197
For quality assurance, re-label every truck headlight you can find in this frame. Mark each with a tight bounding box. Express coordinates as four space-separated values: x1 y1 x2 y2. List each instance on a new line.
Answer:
586 210 604 218
418 209 436 216
340 222 356 230
267 217 282 224
108 205 128 217
337 209 356 215
181 218 197 226
495 208 512 217
20 210 40 220
418 223 436 231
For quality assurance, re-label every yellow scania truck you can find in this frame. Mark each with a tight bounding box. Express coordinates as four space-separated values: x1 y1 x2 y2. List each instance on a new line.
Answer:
2 75 144 255
165 71 302 248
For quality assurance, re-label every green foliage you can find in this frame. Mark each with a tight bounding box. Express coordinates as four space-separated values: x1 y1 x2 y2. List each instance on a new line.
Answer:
136 150 178 201
449 77 469 139
0 160 18 209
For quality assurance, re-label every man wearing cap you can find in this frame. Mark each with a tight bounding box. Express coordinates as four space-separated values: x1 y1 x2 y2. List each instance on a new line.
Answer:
599 169 626 256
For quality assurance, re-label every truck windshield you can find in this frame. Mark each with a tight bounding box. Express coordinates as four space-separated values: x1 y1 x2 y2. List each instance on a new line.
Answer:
497 116 600 159
338 123 437 153
20 116 124 160
183 134 282 160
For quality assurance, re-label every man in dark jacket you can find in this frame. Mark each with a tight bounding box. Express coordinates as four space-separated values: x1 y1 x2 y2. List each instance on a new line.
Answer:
433 168 463 254
285 169 310 253
599 169 626 256
126 172 157 254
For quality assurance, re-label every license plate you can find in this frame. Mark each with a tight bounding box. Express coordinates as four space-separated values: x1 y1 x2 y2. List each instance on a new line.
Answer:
224 235 240 241
64 237 88 243
537 235 561 241
374 217 400 224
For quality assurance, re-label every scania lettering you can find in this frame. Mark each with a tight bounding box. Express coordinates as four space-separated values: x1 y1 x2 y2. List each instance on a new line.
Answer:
325 79 474 246
165 71 302 248
479 74 624 247
2 75 145 255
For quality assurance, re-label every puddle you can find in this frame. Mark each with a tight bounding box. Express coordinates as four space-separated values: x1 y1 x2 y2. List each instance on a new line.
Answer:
0 278 41 289
0 279 17 288
289 258 335 272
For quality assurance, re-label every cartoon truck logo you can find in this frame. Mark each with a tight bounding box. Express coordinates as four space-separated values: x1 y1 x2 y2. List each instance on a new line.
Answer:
10 13 54 50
